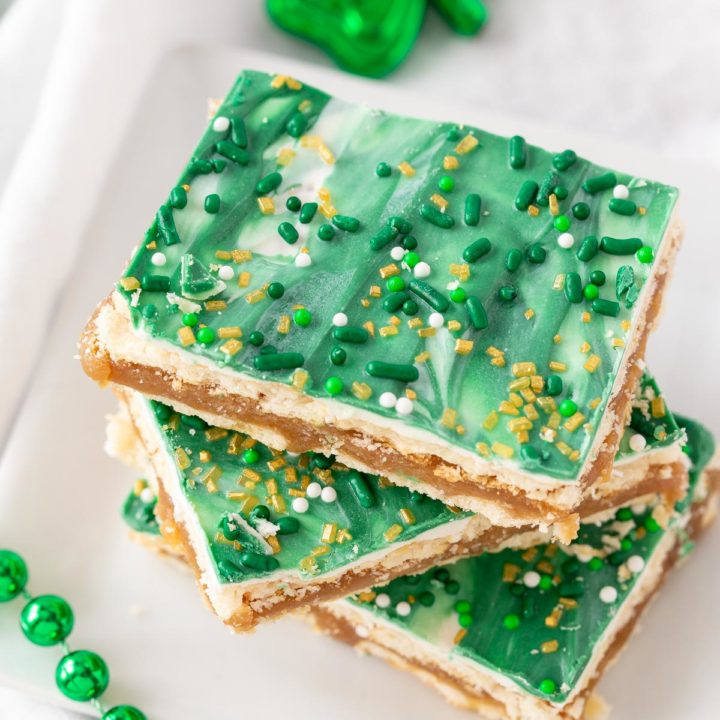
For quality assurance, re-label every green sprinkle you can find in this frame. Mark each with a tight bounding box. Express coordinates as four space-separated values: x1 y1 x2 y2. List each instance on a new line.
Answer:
230 117 247 148
609 198 637 215
255 172 283 195
589 557 604 571
645 516 661 533
536 170 559 206
286 112 307 138
582 171 617 194
387 276 405 292
204 194 221 214
330 347 347 365
600 236 643 255
637 245 654 263
592 298 620 317
554 185 568 200
616 265 635 301
526 243 546 264
333 326 369 344
156 205 180 246
242 448 260 464
382 291 409 312
239 551 279 573
572 202 590 220
286 195 302 212
402 299 419 316
514 180 538 210
180 414 207 430
508 135 527 169
577 235 599 262
420 203 454 229
554 214 570 232
332 214 360 232
141 304 157 319
267 282 285 299
564 272 583 303
169 186 187 209
299 202 318 224
293 308 312 327
276 517 300 535
249 331 264 346
458 613 473 628
152 402 173 422
546 375 563 396
616 507 634 521
215 140 249 165
370 224 399 251
539 575 553 590
196 327 215 344
365 361 419 382
182 313 198 327
454 599 471 614
253 352 304 371
464 193 481 226
552 149 577 171
538 679 557 695
438 175 455 192
408 279 450 312
590 270 606 286
505 248 523 272
402 235 418 250
503 613 520 630
583 283 599 300
559 398 577 417
376 162 392 177
449 287 467 303
404 251 420 267
389 216 413 234
141 274 170 292
318 224 335 241
348 470 375 508
418 591 435 607
462 237 491 263
498 285 517 302
278 222 299 244
325 376 344 396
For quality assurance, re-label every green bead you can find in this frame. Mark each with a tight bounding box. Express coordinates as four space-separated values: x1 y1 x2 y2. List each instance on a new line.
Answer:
526 243 546 264
616 507 634 521
553 214 570 232
250 505 270 521
505 248 522 272
464 193 481 226
559 398 578 417
498 285 517 302
454 599 471 614
438 175 455 192
293 308 312 327
514 180 538 211
278 221 299 244
249 331 264 347
583 283 599 300
376 162 391 177
572 201 590 220
546 375 563 397
325 376 344 396
56 650 109 702
196 327 215 344
0 550 28 602
539 678 557 695
402 299 419 316
449 287 467 303
318 223 335 241
404 251 420 268
255 171 283 195
141 304 157 320
645 516 661 533
102 706 147 720
386 276 405 292
508 135 527 169
330 347 347 366
554 185 568 200
502 613 520 630
402 235 418 250
589 557 604 571
463 237 491 263
539 575 553 590
637 245 654 264
286 195 302 212
267 282 285 299
242 448 260 464
418 591 435 607
20 595 74 646
204 193 220 214
458 612 473 628
589 270 606 286
299 202 318 224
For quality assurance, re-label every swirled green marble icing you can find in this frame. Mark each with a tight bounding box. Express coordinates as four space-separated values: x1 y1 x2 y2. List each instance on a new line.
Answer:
343 418 713 704
118 69 678 482
128 373 678 584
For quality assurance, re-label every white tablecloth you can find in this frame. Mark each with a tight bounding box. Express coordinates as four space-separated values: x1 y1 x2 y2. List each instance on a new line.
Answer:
1 0 718 716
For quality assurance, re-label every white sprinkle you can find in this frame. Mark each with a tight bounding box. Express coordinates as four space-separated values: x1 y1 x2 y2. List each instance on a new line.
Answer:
395 397 413 415
390 246 405 261
291 497 309 513
379 392 397 409
413 261 431 278
395 601 411 617
218 265 235 281
320 486 338 503
428 312 444 328
375 593 391 609
139 488 155 504
151 252 167 266
212 116 230 132
332 312 348 327
629 433 647 452
557 232 575 249
599 586 618 604
306 482 322 499
295 253 312 268
613 184 629 199
631 502 647 515
627 555 645 574
523 571 541 588
355 625 370 638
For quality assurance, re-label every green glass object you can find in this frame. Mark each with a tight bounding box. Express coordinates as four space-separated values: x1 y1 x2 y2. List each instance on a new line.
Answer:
56 650 109 702
0 549 28 602
20 595 74 646
102 706 147 720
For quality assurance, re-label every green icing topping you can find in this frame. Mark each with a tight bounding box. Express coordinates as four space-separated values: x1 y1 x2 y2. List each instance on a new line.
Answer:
118 69 678 484
122 481 160 535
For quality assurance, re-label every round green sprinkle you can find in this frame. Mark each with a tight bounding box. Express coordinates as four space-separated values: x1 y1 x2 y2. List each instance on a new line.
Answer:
546 375 563 396
404 251 420 268
141 304 157 319
498 285 517 302
583 283 599 300
458 613 473 628
286 112 307 138
278 221 299 244
325 376 344 396
197 327 215 344
616 507 633 521
267 282 285 299
526 243 546 264
554 185 569 200
318 224 335 241
503 613 520 630
418 591 435 607
554 214 570 232
539 679 557 695
204 193 221 214
463 237 491 263
454 600 471 614
505 248 523 272
438 175 455 192
255 171 283 195
434 568 450 582
637 245 654 264
559 398 577 417
402 235 418 250
572 202 591 220
249 331 264 346
589 557 604 571
645 516 661 533
539 575 553 590
589 270 606 286
293 308 312 327
445 580 460 594
402 299 419 316
447 127 460 141
387 276 405 292
330 347 347 366
621 538 632 552
169 185 188 209
286 195 301 212
182 313 198 327
450 287 467 303
376 162 391 177
250 504 270 521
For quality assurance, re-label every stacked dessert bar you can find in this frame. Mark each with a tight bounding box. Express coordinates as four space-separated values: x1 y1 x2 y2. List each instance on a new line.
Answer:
80 70 719 718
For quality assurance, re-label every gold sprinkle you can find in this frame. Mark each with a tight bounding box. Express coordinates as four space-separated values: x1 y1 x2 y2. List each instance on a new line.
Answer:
449 263 470 281
319 202 337 218
553 334 562 344
241 468 261 484
407 317 423 329
548 193 560 216
548 361 567 372
584 354 601 373
483 411 499 430
443 155 459 170
527 204 540 217
441 408 457 429
545 607 563 629
476 442 490 456
317 187 331 202
651 397 666 418
503 563 521 582
269 493 286 513
430 193 448 210
559 597 577 610
351 382 372 401
508 417 532 433
266 536 281 555
132 479 147 496
541 640 559 654
311 545 330 557
298 556 318 575
512 361 536 377
237 271 251 288
384 524 403 542
119 276 140 291
520 388 536 403
379 263 400 279
447 319 462 332
201 465 222 486
215 250 232 261
563 412 586 432
277 147 296 166
398 161 416 176
360 298 370 308
369 284 382 298
288 488 305 498
418 327 436 338
177 326 195 346
453 629 467 644
581 311 592 323
257 197 275 215
548 412 561 429
516 430 529 444
204 300 227 311
612 338 625 349
245 289 266 304
363 320 375 336
621 319 632 332
321 522 338 544
455 133 479 155
456 424 465 435
524 308 535 320
399 508 416 525
455 338 474 355
498 401 520 416
553 274 565 291
336 529 353 544
175 448 191 470
379 325 399 337
217 326 242 339
530 375 545 393
537 397 556 414
524 404 539 421
219 339 242 356
492 442 514 459
556 441 573 456
579 341 591 354
522 548 538 562
232 249 252 264
292 368 309 391
415 350 430 363
509 392 523 408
